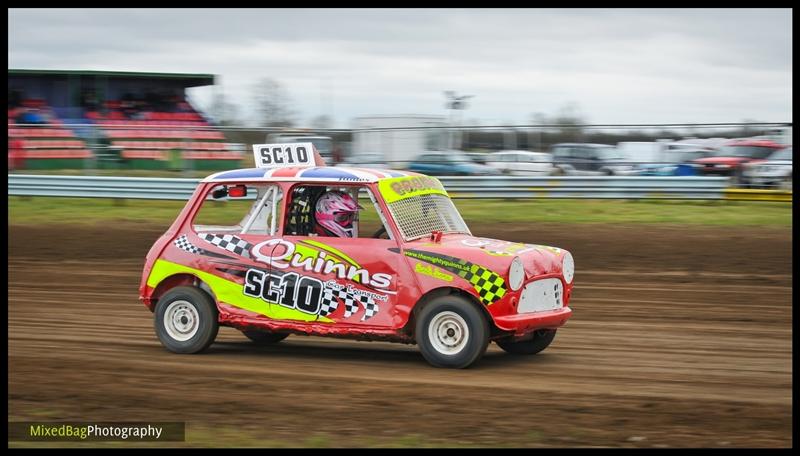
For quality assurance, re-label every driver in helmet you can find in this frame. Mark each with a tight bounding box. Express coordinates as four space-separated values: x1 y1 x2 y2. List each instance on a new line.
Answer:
314 190 362 237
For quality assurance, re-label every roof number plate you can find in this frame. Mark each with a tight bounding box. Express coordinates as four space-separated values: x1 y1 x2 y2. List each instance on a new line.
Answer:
252 143 315 169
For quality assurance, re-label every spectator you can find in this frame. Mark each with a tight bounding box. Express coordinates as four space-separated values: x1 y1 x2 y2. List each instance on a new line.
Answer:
16 107 46 125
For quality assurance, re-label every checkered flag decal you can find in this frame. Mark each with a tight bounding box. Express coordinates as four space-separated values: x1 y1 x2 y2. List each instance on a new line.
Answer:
319 287 342 317
174 234 202 254
404 249 508 306
199 233 253 258
174 235 234 259
319 286 379 321
458 264 506 305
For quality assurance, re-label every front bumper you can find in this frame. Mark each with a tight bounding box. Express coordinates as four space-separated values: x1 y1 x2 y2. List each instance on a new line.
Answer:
493 306 573 335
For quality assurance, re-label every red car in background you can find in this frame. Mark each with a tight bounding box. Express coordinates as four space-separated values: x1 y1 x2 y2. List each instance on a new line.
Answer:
691 139 787 182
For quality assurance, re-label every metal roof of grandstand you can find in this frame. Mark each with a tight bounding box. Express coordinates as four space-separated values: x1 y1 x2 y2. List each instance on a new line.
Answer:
8 69 214 87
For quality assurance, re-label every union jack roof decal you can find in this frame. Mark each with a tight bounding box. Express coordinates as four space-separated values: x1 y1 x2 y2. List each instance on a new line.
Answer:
204 166 417 183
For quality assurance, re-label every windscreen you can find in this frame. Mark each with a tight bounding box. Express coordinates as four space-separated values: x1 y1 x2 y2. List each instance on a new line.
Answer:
387 193 471 241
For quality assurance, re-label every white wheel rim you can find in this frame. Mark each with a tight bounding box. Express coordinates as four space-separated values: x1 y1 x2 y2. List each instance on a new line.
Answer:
164 300 200 342
428 311 469 355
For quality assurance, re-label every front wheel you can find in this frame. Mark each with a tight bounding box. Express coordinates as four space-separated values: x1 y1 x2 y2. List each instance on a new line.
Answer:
496 329 557 355
415 295 489 368
154 286 219 354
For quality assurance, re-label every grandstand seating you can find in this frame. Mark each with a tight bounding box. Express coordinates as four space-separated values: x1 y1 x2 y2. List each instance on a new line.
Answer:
8 97 244 171
83 100 244 170
8 100 92 170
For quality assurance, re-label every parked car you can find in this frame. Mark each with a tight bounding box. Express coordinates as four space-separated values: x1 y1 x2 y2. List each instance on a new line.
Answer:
741 147 793 190
465 152 490 165
140 142 574 368
636 148 713 176
691 139 786 181
485 150 556 176
408 151 501 176
550 143 635 176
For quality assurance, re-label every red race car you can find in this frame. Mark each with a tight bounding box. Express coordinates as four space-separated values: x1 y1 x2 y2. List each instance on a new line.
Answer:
140 143 574 368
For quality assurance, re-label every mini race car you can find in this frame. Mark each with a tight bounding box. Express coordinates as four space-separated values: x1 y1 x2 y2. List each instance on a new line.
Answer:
139 142 574 368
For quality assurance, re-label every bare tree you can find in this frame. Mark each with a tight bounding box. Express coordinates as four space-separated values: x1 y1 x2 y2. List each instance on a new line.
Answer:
252 78 296 127
529 103 588 142
209 92 242 126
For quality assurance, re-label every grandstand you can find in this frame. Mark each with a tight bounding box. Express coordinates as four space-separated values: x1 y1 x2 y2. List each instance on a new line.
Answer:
8 69 244 171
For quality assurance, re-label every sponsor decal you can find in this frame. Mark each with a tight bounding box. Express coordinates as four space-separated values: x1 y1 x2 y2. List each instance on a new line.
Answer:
404 249 506 305
243 268 382 321
251 239 393 291
414 262 454 282
378 175 449 203
320 280 384 321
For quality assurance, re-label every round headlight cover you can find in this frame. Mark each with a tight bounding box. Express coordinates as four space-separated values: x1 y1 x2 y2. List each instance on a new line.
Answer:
562 251 574 284
509 256 525 291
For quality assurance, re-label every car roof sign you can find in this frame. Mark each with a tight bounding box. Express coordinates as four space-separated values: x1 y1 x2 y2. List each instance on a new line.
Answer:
252 142 320 169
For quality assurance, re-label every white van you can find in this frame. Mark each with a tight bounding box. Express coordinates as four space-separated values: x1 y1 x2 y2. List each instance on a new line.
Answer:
485 150 556 175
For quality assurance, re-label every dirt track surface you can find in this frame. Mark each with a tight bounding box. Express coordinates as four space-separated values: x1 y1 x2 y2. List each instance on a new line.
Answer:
8 223 792 447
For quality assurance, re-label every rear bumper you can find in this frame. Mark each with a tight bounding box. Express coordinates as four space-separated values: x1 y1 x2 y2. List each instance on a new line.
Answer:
492 307 573 335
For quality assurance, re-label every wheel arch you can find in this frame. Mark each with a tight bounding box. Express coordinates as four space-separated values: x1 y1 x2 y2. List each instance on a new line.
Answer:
402 286 500 339
148 273 217 313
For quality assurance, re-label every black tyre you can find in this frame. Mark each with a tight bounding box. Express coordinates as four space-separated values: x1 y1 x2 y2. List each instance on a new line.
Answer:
415 295 490 369
496 329 557 355
154 286 219 354
241 329 289 345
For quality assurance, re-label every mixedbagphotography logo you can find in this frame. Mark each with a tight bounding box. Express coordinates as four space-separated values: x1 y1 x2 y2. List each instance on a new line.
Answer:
8 422 185 442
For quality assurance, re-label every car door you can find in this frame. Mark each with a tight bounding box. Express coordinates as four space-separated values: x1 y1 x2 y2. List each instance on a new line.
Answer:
276 184 403 328
520 154 538 175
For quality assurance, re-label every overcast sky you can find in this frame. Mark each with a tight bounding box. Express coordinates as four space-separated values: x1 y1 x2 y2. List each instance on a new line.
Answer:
8 8 793 128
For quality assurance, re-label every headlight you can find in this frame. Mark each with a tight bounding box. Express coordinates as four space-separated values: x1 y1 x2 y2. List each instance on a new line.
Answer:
508 256 524 291
562 252 574 284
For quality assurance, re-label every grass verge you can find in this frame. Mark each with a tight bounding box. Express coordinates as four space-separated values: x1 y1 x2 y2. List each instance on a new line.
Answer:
8 196 791 227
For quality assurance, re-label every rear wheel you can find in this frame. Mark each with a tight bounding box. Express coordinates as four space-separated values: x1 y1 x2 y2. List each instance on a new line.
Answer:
496 329 557 355
415 295 489 368
241 329 289 345
154 286 219 354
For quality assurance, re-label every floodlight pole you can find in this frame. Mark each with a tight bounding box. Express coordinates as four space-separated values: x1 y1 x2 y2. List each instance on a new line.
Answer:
444 92 473 149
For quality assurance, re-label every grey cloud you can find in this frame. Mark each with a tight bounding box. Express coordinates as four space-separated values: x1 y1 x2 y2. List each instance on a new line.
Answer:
8 8 792 126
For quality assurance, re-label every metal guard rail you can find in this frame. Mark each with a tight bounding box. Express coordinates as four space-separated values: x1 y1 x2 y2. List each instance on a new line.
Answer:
7 174 791 201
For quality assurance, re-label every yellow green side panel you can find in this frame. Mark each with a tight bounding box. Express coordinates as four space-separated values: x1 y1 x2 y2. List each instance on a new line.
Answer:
147 259 332 323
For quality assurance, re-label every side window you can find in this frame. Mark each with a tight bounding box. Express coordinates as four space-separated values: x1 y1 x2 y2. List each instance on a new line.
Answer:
573 148 589 161
193 184 283 235
284 185 393 239
553 147 567 159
